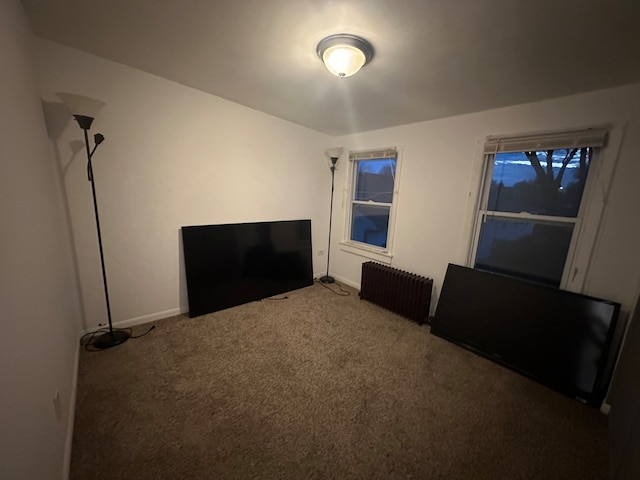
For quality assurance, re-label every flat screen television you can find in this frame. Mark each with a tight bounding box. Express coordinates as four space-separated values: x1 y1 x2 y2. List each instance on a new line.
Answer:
182 219 313 317
431 263 620 407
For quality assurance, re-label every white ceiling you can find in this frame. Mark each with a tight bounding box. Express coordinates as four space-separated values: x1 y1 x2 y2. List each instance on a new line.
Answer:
21 0 640 136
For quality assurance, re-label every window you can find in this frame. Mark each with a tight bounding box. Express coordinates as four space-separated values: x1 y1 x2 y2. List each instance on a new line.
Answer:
346 148 398 251
471 129 608 288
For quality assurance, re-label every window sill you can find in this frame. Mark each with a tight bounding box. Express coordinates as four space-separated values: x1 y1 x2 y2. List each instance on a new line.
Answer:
339 241 393 265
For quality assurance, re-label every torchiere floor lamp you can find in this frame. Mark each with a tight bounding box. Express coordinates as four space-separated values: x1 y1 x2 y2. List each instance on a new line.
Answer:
319 147 344 284
58 93 130 349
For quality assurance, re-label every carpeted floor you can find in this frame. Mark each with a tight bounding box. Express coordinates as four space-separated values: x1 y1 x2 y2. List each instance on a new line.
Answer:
70 282 610 479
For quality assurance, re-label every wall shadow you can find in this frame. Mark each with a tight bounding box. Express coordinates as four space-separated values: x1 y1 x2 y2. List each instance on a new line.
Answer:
41 99 89 330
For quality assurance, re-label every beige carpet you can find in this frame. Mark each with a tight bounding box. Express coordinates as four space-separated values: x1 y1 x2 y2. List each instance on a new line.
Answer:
70 282 609 479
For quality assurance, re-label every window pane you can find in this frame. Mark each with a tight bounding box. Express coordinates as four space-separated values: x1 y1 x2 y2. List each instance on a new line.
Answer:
355 158 396 203
474 218 574 287
487 148 591 217
351 203 390 248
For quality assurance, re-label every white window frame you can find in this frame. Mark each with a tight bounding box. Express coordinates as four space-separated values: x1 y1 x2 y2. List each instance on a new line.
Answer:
468 127 609 290
340 147 401 263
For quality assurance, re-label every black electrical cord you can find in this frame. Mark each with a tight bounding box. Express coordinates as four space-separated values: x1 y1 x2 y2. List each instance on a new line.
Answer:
80 325 155 352
315 278 351 296
131 325 156 338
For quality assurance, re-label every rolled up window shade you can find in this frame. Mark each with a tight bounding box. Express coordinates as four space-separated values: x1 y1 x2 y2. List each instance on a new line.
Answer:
484 127 608 154
349 148 397 161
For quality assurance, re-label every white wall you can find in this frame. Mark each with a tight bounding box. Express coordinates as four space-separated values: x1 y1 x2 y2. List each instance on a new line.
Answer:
35 39 333 329
330 83 640 319
0 1 82 479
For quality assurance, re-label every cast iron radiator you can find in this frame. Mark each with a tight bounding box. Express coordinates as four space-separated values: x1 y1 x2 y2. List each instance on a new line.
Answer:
359 261 433 324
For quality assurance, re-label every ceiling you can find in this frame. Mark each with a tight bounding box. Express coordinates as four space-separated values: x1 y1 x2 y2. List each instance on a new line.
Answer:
21 0 640 136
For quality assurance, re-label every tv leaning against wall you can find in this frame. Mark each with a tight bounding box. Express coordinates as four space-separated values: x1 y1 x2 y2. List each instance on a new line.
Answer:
431 263 620 407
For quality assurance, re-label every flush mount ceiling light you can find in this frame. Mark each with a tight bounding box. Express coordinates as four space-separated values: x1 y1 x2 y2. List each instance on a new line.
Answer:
317 34 374 78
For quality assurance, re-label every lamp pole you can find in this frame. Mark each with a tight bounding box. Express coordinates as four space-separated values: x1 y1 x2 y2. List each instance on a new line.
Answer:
319 156 339 284
74 114 129 349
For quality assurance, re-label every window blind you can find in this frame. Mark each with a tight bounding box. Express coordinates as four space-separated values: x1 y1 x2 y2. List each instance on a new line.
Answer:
484 127 608 154
349 148 397 161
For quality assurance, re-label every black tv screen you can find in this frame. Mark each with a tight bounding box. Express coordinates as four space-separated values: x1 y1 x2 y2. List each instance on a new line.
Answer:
182 219 313 317
431 264 620 407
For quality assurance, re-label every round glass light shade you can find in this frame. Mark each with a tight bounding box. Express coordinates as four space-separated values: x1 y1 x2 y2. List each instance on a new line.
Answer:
322 44 367 78
317 34 373 78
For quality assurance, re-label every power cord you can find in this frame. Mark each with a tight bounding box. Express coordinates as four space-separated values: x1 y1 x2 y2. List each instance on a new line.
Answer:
131 325 156 338
80 325 156 352
315 278 351 296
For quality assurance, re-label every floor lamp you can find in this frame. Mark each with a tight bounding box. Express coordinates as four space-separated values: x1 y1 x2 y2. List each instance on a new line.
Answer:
58 93 130 350
319 147 344 284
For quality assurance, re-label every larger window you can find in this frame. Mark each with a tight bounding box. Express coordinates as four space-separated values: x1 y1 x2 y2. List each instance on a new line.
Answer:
471 129 607 288
347 148 398 250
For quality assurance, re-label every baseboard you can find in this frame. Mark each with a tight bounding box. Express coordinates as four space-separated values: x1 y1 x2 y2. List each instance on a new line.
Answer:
97 277 359 333
93 275 359 334
315 272 360 291
82 307 189 336
62 336 81 480
112 307 188 330
335 275 360 290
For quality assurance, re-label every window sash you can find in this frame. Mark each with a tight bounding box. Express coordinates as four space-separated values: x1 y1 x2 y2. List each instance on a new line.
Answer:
350 203 391 248
352 157 396 204
474 217 576 287
346 148 398 252
470 145 594 288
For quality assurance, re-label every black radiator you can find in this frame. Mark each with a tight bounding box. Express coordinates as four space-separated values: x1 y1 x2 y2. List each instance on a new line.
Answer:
360 261 432 324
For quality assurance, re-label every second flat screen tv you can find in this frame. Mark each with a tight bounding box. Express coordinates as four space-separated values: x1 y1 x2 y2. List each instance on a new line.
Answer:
431 264 620 407
182 219 313 317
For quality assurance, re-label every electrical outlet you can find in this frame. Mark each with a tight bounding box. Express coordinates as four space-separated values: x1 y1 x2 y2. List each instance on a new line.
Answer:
318 249 326 256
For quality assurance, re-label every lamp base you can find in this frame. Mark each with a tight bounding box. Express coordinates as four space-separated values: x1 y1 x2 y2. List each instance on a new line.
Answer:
94 330 130 350
319 275 335 284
